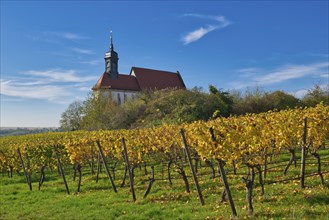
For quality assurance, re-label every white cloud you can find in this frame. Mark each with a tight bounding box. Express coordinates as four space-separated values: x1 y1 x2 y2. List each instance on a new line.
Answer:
58 32 87 40
237 68 262 78
255 62 328 85
27 31 88 43
78 87 92 91
1 79 70 101
181 14 231 45
292 89 308 99
45 31 88 41
24 69 97 83
71 47 94 55
232 62 329 89
1 69 97 102
79 59 103 65
182 25 217 45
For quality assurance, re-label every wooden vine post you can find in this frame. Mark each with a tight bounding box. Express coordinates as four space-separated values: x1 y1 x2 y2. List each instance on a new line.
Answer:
38 165 46 190
263 147 268 179
284 148 297 175
91 145 95 175
8 166 13 178
243 166 255 215
311 152 324 185
143 166 155 198
300 117 307 189
95 140 117 193
25 151 32 190
53 145 70 195
209 128 237 217
96 152 101 183
77 164 82 192
17 148 32 191
167 158 173 185
180 128 205 206
205 160 215 179
121 165 128 187
121 137 136 201
256 165 264 195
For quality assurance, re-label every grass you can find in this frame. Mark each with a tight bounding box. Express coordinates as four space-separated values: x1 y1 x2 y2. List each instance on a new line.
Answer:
1 149 329 220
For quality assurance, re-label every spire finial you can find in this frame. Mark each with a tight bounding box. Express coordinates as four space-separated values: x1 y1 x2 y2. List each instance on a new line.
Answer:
110 30 113 50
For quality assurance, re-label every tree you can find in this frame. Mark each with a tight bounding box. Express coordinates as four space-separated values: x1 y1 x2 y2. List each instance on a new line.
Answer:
81 92 123 130
231 87 269 114
60 100 84 131
209 85 233 116
264 91 301 110
302 85 329 106
231 88 301 115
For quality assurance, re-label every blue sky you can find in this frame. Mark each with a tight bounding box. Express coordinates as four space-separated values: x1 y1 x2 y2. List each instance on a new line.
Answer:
1 1 328 127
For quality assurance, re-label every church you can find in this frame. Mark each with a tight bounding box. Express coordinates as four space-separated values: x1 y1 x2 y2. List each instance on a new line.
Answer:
92 33 186 104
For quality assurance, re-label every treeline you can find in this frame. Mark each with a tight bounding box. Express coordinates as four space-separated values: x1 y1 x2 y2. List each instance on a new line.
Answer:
0 127 60 137
60 85 328 131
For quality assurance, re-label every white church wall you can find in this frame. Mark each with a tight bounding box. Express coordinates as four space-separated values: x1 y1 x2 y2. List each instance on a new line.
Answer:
109 89 139 105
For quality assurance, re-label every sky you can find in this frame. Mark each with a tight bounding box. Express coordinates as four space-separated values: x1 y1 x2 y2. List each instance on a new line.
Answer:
1 1 328 127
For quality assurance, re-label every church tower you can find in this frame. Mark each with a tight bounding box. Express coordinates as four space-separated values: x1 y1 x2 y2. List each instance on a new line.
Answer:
104 31 119 79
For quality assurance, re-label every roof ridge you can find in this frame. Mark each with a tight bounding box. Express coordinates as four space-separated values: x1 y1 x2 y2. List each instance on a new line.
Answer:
132 66 176 74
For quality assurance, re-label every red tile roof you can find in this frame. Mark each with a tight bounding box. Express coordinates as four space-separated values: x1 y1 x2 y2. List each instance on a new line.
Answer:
93 72 140 91
93 67 186 91
130 67 186 90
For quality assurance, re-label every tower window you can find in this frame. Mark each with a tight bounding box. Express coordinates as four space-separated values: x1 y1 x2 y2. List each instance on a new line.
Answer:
106 61 110 72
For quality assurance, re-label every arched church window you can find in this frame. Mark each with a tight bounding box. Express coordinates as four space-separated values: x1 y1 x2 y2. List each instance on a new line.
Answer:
117 93 121 105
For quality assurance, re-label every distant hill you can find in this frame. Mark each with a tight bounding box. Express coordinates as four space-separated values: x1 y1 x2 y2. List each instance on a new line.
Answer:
0 127 61 137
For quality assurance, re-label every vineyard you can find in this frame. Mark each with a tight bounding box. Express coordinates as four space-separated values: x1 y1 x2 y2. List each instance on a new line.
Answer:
1 104 329 218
